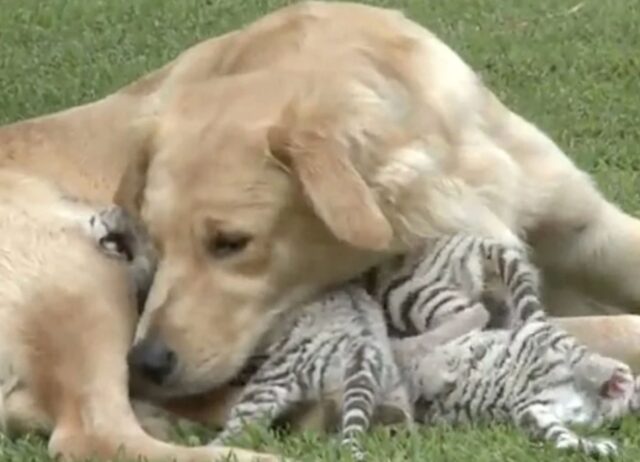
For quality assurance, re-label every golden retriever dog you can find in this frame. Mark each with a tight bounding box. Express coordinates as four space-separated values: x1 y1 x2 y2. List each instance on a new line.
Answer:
0 168 278 461
1 0 640 454
104 0 640 399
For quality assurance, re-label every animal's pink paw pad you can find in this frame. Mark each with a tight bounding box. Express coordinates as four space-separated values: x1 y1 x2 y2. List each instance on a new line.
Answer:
600 368 634 399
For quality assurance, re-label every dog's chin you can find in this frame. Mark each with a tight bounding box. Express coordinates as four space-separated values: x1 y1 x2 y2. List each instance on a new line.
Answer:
128 353 254 402
128 372 221 402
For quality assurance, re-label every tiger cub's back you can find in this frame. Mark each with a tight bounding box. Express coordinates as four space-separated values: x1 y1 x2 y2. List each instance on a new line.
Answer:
367 233 540 338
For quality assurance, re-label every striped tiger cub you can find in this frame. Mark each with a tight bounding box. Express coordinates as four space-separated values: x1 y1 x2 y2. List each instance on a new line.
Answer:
393 314 640 457
366 233 540 336
212 282 411 460
380 234 640 457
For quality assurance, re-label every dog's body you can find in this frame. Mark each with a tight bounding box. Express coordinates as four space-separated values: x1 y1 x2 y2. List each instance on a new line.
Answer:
108 1 640 395
0 0 640 457
0 169 277 461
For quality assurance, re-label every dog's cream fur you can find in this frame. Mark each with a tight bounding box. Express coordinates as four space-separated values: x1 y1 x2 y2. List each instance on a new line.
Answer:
109 1 640 396
1 0 640 456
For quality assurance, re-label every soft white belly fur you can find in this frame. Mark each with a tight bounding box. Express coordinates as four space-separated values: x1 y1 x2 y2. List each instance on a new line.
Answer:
548 385 596 427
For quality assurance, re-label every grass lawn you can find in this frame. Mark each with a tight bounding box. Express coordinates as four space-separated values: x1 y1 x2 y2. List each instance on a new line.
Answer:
1 0 639 460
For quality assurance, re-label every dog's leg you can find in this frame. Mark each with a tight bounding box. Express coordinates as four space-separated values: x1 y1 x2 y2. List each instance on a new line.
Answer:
160 385 245 428
0 378 51 437
19 283 283 462
43 353 282 462
532 193 640 313
485 93 640 314
549 315 640 373
478 96 640 372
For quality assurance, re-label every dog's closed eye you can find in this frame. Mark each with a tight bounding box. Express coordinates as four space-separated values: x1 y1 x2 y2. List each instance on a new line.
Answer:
206 232 252 259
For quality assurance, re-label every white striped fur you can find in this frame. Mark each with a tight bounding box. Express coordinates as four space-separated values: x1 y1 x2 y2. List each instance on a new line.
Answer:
381 234 640 457
366 233 540 336
394 316 640 457
211 283 409 460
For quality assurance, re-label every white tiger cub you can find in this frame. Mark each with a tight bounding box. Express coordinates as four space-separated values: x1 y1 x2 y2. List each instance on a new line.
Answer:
393 313 640 457
377 235 640 457
213 283 411 459
88 206 411 460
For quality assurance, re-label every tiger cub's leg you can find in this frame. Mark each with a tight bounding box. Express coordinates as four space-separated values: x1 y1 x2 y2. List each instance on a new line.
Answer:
389 302 489 405
573 353 637 424
370 236 489 336
374 383 414 430
516 404 618 457
211 356 302 445
391 302 487 363
385 282 491 338
479 240 545 326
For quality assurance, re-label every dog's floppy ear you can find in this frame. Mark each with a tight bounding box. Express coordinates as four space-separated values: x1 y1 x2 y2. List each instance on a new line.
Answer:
267 105 393 251
113 117 157 217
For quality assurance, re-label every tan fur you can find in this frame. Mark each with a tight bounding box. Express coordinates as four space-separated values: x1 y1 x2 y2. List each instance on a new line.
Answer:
0 0 640 450
0 169 278 461
551 316 640 372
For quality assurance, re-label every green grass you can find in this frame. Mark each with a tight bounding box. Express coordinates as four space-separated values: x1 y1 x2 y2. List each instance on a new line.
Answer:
0 0 639 460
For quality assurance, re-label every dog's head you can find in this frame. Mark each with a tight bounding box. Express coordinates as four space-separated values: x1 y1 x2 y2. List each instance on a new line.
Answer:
117 73 404 397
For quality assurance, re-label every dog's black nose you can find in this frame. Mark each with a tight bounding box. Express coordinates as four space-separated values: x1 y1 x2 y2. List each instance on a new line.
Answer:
127 338 176 385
